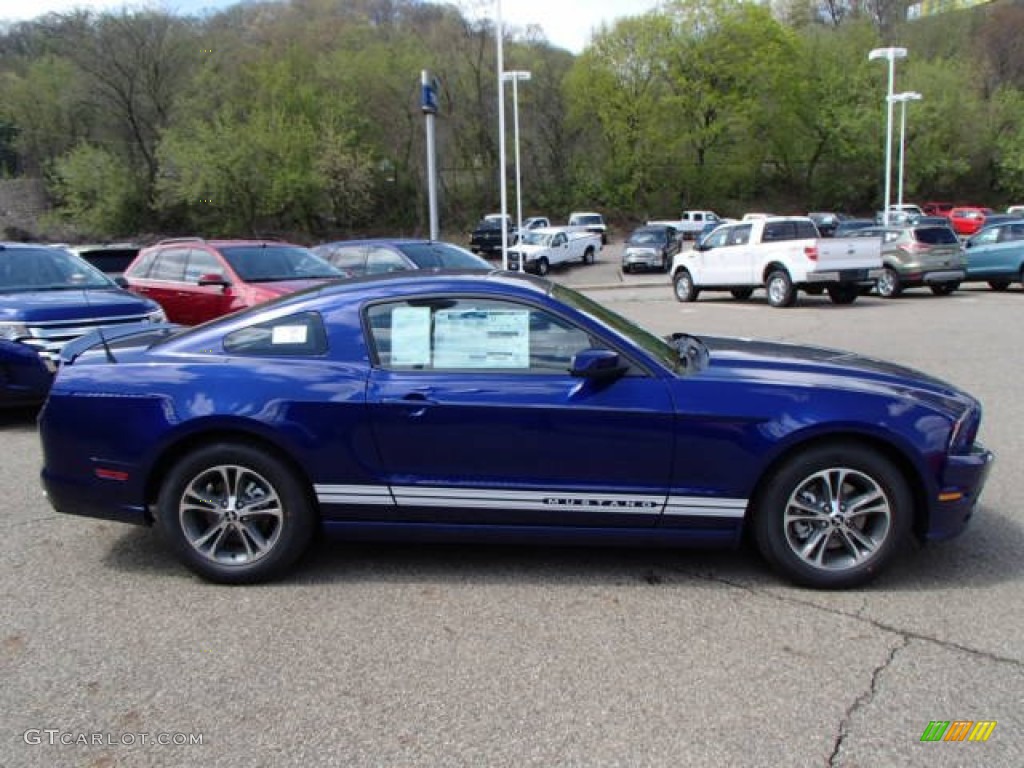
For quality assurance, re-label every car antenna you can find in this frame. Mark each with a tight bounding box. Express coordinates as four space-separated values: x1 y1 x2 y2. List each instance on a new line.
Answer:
79 273 118 364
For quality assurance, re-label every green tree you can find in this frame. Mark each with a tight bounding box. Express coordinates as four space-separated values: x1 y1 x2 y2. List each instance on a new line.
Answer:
49 142 145 236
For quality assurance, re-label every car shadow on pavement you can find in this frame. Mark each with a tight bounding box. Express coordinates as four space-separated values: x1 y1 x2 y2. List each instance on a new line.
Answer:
99 505 1023 593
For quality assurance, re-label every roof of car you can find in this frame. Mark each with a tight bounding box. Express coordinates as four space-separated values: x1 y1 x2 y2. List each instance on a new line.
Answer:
316 238 446 247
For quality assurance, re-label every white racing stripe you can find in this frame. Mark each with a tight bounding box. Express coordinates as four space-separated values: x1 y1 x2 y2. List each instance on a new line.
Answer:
314 483 747 518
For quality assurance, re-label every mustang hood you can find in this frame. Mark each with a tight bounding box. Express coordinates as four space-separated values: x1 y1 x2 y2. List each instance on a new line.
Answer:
702 335 971 404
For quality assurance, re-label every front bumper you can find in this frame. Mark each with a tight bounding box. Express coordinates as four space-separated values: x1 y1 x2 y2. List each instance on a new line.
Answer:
1 342 55 406
623 250 662 268
925 443 994 541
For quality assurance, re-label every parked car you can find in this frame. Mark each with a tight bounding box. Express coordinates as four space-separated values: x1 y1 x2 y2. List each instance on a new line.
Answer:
1006 205 1024 217
670 216 881 307
948 207 993 237
974 214 1017 231
913 216 955 229
1 243 165 406
313 239 489 276
832 219 876 238
469 214 516 255
39 271 992 588
961 219 1024 290
848 225 965 297
506 227 602 275
123 238 343 325
65 243 141 278
622 224 681 273
875 204 924 226
567 211 608 244
807 212 842 237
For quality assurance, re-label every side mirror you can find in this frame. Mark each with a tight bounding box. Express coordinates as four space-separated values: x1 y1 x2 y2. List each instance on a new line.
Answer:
198 272 229 287
570 348 628 380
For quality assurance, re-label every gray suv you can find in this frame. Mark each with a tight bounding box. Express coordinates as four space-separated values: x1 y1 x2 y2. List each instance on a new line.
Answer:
848 225 965 297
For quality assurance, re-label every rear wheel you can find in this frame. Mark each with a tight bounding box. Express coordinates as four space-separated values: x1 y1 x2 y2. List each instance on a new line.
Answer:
157 443 315 584
730 288 754 300
766 270 796 307
930 282 959 296
876 267 902 298
673 270 699 302
752 444 911 589
988 280 1011 291
583 247 595 265
827 285 859 305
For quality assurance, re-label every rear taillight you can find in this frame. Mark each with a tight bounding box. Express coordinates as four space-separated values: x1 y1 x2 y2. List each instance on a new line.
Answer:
803 245 818 261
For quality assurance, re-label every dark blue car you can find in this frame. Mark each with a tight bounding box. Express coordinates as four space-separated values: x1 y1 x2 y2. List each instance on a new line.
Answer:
39 272 992 588
1 242 166 406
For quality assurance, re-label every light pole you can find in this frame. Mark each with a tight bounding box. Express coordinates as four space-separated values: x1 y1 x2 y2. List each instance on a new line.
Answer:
502 70 531 266
868 47 908 225
891 91 922 210
495 1 509 269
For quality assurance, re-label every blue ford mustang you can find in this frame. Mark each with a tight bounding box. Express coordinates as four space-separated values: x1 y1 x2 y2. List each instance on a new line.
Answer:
39 272 993 588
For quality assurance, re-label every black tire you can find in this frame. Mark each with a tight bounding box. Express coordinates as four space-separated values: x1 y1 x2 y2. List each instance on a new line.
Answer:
827 285 859 305
988 280 1011 291
876 267 902 298
157 442 315 584
535 257 550 276
930 282 959 296
752 443 911 589
766 270 796 307
672 270 699 302
583 247 595 265
622 264 632 275
730 288 754 300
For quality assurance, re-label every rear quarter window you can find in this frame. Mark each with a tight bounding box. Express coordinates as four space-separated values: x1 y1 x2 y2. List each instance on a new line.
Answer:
223 312 328 356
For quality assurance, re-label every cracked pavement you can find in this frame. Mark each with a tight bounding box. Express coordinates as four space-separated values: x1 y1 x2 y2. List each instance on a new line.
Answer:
2 262 1022 766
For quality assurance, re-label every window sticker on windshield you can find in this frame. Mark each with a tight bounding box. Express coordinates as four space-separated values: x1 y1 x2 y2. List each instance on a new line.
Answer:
391 306 431 366
433 309 529 368
271 325 309 344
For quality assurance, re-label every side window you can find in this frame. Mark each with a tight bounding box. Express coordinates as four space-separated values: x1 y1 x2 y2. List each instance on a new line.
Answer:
223 312 327 356
729 225 752 246
366 298 594 373
185 249 224 282
126 249 157 278
365 247 409 274
795 221 818 239
147 248 188 281
1009 224 1024 241
763 222 797 242
553 233 566 247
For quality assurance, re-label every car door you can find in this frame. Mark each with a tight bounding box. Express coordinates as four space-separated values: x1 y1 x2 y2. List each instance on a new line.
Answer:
129 247 189 322
966 224 1022 279
362 296 675 527
181 248 237 325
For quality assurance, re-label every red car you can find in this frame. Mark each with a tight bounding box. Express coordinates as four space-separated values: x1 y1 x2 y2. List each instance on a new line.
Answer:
123 238 344 324
948 207 993 237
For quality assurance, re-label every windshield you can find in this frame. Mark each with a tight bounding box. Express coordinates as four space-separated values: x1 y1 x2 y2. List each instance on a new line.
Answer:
628 229 666 245
0 247 115 292
397 242 491 269
550 283 682 373
519 232 552 247
219 245 343 282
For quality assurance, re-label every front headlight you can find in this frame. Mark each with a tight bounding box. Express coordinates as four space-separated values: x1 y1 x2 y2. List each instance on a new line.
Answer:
145 307 167 323
949 404 981 454
0 322 29 341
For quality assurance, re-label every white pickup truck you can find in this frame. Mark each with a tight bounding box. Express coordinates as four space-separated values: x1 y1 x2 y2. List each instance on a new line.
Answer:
507 227 602 275
670 216 883 307
649 210 722 240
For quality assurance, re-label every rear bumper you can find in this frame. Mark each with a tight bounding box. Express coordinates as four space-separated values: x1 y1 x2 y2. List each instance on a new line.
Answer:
41 467 151 526
925 444 994 541
804 268 884 285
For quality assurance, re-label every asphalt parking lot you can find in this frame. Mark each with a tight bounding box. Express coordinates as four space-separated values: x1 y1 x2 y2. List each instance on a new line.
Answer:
3 244 1022 767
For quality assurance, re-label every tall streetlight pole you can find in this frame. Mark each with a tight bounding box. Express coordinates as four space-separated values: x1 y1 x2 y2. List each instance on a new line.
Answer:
495 1 509 270
891 91 922 210
502 70 531 268
868 47 908 226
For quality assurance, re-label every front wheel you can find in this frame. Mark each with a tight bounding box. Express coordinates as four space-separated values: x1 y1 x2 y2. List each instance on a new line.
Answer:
752 444 911 589
827 285 859 305
876 267 902 298
766 270 796 307
157 443 315 584
672 270 699 302
534 257 550 276
583 247 595 265
988 279 1011 291
930 282 959 296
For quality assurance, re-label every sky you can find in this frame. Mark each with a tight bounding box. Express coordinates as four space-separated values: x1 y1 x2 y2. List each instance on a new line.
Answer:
0 0 664 54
